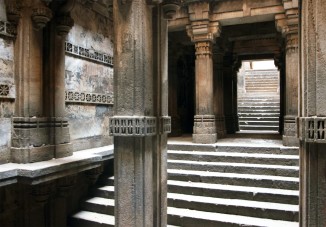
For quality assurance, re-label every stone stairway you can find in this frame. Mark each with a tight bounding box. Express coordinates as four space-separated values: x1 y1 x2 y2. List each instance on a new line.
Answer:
70 141 299 227
238 69 280 132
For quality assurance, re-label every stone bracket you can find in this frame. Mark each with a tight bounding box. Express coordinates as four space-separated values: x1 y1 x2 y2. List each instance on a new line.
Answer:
299 117 326 143
186 21 220 43
109 116 157 136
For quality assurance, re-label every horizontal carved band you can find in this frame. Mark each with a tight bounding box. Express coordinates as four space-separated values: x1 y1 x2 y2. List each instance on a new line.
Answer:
0 20 16 38
65 91 113 105
109 116 156 136
299 117 326 143
13 117 70 129
65 42 113 66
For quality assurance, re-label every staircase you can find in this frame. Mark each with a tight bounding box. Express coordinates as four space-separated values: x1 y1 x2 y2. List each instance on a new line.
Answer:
71 140 299 227
238 69 280 132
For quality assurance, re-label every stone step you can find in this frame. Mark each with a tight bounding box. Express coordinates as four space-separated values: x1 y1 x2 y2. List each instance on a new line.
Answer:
167 160 299 177
238 113 280 118
168 169 299 190
238 96 279 100
168 207 298 227
81 197 114 215
238 106 280 111
168 150 299 166
70 211 114 227
240 125 279 131
168 180 299 205
168 193 298 222
239 120 279 126
167 143 299 155
94 185 114 199
239 117 279 121
238 102 280 107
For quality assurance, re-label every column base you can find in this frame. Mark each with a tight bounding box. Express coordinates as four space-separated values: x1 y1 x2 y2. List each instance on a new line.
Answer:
283 115 299 146
215 115 226 139
193 133 217 144
11 117 73 163
11 143 73 163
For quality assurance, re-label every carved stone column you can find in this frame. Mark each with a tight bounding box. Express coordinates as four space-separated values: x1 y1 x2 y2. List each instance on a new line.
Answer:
274 53 285 134
212 44 226 138
232 57 241 132
276 9 299 146
42 1 75 159
110 1 171 226
299 0 326 226
186 2 220 143
10 0 56 163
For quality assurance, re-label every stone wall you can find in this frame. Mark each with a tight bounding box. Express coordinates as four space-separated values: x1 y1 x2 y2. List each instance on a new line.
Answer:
65 2 114 151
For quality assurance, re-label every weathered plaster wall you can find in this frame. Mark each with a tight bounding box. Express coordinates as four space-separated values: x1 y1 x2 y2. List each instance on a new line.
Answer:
65 2 114 151
0 7 15 163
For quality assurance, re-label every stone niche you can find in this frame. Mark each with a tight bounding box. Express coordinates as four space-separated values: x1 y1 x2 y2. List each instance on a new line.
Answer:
65 2 114 151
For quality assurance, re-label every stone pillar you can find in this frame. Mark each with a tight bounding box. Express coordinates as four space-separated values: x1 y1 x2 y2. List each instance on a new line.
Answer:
232 58 241 132
276 9 299 146
110 0 171 226
212 44 226 138
42 2 75 158
223 54 236 134
274 53 285 134
299 0 326 226
9 0 56 163
168 42 182 136
186 2 220 143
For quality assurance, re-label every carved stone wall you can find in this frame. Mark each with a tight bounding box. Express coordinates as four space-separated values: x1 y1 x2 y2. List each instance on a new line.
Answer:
0 11 15 164
65 2 114 151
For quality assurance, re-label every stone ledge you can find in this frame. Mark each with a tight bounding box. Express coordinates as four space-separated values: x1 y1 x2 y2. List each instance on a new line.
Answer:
0 145 113 187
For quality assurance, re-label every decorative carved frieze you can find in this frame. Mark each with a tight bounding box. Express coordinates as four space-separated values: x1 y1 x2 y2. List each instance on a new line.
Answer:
299 117 326 143
109 116 157 136
65 90 113 105
0 20 16 38
65 41 114 67
195 41 212 58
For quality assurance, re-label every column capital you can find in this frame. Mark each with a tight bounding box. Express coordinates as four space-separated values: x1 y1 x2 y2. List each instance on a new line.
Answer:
186 21 221 43
31 3 53 30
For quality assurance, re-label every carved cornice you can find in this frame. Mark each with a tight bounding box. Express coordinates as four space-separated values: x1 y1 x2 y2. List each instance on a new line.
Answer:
299 117 326 143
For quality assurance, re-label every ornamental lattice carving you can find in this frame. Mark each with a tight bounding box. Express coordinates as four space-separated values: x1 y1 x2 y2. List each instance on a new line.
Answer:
0 84 10 96
65 91 113 105
65 42 113 67
300 117 326 143
109 116 157 136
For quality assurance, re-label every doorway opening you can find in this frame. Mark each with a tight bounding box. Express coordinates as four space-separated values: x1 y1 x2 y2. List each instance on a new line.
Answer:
237 60 281 133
